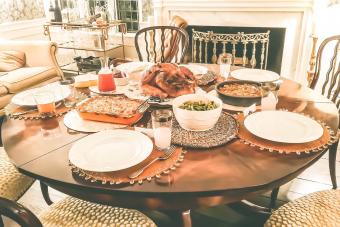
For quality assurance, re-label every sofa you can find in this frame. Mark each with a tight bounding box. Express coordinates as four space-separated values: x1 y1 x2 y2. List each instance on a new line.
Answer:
0 40 63 115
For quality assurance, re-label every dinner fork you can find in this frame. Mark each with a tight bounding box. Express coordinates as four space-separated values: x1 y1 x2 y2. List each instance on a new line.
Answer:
128 145 177 179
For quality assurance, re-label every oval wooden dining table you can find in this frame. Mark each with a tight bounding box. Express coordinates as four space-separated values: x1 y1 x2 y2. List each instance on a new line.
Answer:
1 65 339 227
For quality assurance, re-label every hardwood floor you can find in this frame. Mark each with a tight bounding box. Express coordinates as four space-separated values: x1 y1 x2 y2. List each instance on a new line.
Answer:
3 150 339 227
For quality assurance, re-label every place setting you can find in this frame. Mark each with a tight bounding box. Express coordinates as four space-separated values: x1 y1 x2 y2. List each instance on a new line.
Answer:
68 116 186 185
235 110 338 155
5 82 87 120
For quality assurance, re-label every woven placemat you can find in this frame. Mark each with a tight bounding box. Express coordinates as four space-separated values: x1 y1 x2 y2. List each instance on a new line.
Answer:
235 113 338 154
71 146 185 185
171 113 239 148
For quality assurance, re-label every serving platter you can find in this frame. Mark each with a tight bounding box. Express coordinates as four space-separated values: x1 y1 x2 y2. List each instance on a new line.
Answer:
244 111 324 143
63 110 126 133
69 130 153 172
89 85 126 95
231 68 280 83
179 64 208 75
116 62 153 75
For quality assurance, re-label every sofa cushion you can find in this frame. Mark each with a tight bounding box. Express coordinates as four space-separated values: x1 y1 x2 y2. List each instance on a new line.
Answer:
0 51 25 72
0 94 13 110
0 85 8 96
0 67 58 93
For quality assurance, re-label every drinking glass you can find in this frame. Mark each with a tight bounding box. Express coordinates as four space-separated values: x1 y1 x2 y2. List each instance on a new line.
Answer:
260 82 280 111
59 77 76 108
219 53 232 79
151 109 173 151
33 91 56 116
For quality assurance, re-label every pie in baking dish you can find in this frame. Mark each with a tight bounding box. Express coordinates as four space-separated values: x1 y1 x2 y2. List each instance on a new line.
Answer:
77 96 144 125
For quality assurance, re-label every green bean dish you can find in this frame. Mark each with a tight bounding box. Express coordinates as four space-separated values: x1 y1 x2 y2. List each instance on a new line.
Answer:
179 100 218 111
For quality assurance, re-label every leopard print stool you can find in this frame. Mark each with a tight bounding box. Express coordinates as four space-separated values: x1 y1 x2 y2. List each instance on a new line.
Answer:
265 189 340 227
39 197 157 227
0 147 34 201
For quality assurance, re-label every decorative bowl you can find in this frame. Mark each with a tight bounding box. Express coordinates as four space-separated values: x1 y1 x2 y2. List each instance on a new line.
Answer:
172 94 222 131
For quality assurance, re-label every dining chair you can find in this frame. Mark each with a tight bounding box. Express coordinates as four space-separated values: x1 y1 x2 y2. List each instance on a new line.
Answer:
191 29 270 69
309 34 340 190
268 35 340 210
0 196 157 227
265 189 340 227
135 26 189 63
0 147 34 202
0 147 35 226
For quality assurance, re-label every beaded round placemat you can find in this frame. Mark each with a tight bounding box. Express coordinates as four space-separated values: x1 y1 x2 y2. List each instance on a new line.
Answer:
171 113 239 148
5 92 88 120
5 102 71 120
235 113 338 154
71 146 186 185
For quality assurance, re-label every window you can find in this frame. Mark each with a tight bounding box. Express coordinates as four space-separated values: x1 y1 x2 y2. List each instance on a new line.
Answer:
116 0 139 32
0 0 45 24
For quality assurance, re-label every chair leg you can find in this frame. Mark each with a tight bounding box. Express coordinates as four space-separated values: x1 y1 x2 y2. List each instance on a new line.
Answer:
329 140 338 189
0 215 4 227
269 187 280 209
40 182 53 205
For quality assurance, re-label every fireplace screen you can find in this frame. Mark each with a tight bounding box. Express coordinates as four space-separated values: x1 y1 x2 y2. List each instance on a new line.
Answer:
187 26 285 74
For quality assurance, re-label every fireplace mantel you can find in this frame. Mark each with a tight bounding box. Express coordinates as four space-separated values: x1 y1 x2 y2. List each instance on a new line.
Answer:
153 0 314 83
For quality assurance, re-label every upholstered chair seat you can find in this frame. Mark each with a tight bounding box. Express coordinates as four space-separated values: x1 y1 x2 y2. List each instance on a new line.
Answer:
265 189 340 227
0 148 34 201
39 196 156 227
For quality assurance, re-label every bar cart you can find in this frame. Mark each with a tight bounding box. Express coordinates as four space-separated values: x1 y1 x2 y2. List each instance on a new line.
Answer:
43 21 127 74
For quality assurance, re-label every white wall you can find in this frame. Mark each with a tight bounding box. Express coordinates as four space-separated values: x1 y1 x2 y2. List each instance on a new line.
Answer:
0 18 48 40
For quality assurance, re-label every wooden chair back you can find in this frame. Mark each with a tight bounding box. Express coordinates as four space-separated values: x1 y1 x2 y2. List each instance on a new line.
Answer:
134 26 189 63
310 35 340 111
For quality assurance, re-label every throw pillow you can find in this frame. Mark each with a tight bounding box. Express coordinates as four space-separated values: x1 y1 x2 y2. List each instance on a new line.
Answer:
0 51 26 72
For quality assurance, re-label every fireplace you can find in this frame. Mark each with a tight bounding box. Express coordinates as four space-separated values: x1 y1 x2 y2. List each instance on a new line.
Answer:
186 25 286 74
153 0 314 83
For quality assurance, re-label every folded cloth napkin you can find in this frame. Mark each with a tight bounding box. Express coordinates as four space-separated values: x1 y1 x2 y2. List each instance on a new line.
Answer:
74 73 98 88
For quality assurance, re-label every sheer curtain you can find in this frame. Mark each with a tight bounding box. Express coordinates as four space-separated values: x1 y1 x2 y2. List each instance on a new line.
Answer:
0 0 45 24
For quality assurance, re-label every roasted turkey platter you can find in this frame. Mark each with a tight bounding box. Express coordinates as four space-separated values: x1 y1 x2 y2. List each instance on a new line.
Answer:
141 63 196 98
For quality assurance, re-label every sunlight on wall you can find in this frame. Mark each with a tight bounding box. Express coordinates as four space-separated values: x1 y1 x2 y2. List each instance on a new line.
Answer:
314 0 340 39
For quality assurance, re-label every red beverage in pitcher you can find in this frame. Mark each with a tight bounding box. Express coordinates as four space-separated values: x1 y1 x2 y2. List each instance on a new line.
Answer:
98 67 116 92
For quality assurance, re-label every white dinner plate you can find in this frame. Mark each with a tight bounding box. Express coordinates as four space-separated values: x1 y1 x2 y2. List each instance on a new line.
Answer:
180 64 208 75
231 69 280 82
69 129 153 172
63 110 126 133
11 84 71 106
116 62 153 74
244 111 323 143
89 85 126 95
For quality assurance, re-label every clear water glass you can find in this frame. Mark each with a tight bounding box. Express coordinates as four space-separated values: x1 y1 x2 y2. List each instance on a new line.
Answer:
151 109 173 151
219 53 232 79
261 82 280 111
33 91 56 116
59 78 76 108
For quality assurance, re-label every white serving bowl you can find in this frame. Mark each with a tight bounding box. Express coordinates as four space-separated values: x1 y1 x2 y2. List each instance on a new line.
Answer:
172 94 223 131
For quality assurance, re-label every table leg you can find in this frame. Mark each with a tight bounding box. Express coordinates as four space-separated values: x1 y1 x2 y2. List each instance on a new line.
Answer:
162 210 192 227
269 187 280 209
181 210 192 227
